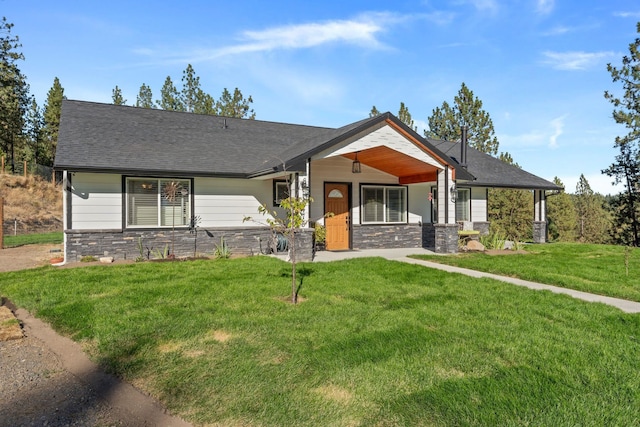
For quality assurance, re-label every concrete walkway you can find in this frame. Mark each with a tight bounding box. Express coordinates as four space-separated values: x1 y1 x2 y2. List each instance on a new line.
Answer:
312 248 640 314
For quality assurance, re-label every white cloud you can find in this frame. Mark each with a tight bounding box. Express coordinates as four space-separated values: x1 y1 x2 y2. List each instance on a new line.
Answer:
135 12 410 65
499 115 566 149
548 115 566 149
541 25 570 36
207 12 406 60
557 173 625 195
467 0 499 13
613 11 640 18
541 51 615 70
423 11 457 26
536 0 555 15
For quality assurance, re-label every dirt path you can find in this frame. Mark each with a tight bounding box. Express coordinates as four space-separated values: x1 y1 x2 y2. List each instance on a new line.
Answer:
0 243 63 272
0 246 193 426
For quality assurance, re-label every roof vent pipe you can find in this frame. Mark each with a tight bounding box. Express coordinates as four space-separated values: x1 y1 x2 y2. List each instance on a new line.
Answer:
460 125 468 169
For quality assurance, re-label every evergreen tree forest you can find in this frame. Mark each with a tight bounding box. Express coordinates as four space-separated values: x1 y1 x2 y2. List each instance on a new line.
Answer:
2 13 638 246
0 17 256 173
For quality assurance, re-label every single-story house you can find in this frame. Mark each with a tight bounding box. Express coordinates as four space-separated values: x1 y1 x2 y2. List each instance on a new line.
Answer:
54 100 560 262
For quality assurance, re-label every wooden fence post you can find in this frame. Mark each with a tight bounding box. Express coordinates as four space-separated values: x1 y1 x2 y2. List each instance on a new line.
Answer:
0 197 4 250
23 160 27 177
1 156 4 174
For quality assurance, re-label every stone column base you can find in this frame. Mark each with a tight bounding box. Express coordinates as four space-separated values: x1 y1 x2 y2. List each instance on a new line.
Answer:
434 224 459 254
533 221 547 243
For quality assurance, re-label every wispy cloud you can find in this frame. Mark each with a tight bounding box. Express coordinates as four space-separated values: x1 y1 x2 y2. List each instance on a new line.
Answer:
466 0 499 13
134 12 414 65
548 115 566 149
613 11 640 18
236 13 395 52
536 0 555 15
541 51 615 70
499 115 566 149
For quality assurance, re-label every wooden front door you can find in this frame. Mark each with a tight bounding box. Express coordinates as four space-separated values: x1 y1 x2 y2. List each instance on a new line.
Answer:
324 183 350 251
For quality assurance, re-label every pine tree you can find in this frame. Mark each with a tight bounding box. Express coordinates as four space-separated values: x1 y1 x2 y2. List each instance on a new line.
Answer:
181 64 203 113
574 174 611 243
603 21 640 246
425 82 500 155
398 102 416 131
369 105 380 117
157 76 185 111
111 85 126 105
24 98 43 164
487 153 533 241
603 143 640 245
0 17 30 172
136 83 154 108
216 88 255 119
42 77 65 166
546 177 577 242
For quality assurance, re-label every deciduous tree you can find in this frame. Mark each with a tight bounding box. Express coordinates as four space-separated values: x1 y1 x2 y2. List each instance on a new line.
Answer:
369 105 380 117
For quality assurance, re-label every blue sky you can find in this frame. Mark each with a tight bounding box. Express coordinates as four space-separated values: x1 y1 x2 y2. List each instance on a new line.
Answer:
5 0 640 194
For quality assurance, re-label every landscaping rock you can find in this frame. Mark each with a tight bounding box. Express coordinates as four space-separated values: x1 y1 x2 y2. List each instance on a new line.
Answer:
100 256 115 263
466 240 486 252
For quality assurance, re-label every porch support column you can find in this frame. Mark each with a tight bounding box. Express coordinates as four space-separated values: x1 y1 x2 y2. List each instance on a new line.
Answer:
434 166 458 253
533 190 547 243
62 170 70 261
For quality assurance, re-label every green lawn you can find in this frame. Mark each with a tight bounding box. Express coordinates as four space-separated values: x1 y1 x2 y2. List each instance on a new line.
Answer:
3 231 63 248
411 243 640 302
1 256 639 426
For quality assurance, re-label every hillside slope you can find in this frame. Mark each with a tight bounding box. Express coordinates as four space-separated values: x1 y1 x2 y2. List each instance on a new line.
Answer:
0 175 63 235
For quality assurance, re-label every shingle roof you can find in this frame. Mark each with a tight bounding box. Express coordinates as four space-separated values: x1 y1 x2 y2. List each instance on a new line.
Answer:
55 100 331 177
55 100 558 190
431 139 561 190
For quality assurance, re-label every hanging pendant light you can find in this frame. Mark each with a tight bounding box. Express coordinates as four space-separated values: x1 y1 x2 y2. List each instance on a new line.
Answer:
352 152 362 174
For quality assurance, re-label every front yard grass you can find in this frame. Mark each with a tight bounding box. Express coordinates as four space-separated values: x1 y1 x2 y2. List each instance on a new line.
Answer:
411 243 640 302
1 256 639 426
3 231 63 248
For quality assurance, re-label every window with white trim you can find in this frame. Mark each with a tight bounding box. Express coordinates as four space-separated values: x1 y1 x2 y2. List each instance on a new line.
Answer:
430 187 438 223
274 181 289 206
361 185 407 224
455 188 470 221
126 178 191 227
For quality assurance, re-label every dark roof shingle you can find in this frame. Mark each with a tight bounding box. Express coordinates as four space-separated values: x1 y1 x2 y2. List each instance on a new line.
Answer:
55 100 559 190
431 139 560 190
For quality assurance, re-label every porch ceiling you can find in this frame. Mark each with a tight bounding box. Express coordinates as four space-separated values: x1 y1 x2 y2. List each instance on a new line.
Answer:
342 146 441 184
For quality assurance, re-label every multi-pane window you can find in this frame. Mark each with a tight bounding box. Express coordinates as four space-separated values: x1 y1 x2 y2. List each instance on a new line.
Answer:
274 181 289 206
430 187 438 223
127 178 190 227
455 188 470 222
361 185 407 224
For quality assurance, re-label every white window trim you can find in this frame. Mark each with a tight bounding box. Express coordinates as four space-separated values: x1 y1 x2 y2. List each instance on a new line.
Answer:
361 185 408 224
455 187 471 222
274 180 289 206
126 177 191 228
